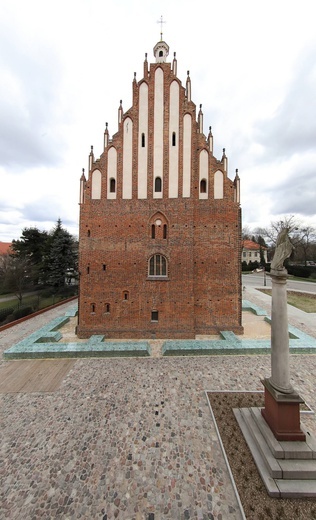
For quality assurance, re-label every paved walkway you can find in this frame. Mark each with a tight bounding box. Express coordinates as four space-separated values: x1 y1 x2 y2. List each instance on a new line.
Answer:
244 286 316 337
1 288 316 519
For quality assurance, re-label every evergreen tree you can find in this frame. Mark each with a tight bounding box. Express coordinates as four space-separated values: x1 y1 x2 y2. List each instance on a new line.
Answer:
259 245 266 266
45 219 77 289
11 227 49 284
257 235 267 247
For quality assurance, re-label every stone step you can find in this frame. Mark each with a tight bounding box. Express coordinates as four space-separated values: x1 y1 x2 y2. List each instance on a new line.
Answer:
249 407 283 458
274 479 316 498
233 408 281 497
238 408 282 478
299 425 316 458
279 459 316 480
234 407 316 497
242 408 316 478
250 407 315 460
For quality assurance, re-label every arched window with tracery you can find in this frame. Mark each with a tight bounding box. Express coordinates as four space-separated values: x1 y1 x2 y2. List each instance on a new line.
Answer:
149 254 167 277
149 212 168 240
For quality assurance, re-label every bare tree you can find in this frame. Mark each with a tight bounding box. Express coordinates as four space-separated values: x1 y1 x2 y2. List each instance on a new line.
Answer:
293 226 316 265
242 225 252 240
254 215 299 246
254 216 316 265
0 254 31 304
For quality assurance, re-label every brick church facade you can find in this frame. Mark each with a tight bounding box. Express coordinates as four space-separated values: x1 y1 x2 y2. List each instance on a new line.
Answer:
77 38 243 339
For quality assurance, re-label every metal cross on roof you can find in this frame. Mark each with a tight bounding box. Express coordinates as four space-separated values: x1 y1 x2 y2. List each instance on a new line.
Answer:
157 15 166 41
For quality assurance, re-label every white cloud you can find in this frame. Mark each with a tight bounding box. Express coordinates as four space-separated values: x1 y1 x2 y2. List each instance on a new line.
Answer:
254 44 316 159
0 25 67 168
1 0 316 240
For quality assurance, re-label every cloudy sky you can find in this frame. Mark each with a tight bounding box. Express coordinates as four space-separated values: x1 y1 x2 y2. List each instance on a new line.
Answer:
1 0 315 241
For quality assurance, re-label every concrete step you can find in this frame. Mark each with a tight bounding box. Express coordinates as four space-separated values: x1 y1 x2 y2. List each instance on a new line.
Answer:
242 407 316 479
298 425 316 459
274 479 316 498
234 407 316 497
233 408 281 497
249 407 284 458
279 459 316 480
250 406 315 460
238 407 282 478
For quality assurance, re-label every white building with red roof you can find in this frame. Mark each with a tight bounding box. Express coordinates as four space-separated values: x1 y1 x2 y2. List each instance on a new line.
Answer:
242 239 268 265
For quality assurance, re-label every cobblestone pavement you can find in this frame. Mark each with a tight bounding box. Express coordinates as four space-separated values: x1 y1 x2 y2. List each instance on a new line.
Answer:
1 289 316 520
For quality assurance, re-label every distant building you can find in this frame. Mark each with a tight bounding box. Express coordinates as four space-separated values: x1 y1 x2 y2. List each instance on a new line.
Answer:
0 242 12 257
77 37 243 339
242 240 268 265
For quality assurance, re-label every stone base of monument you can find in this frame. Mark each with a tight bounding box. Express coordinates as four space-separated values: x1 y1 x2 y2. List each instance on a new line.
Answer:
234 405 316 498
261 378 306 441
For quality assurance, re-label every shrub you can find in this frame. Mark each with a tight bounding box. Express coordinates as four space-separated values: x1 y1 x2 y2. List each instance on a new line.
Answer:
241 260 260 272
13 306 34 320
242 261 252 272
57 286 78 298
287 265 310 278
249 260 259 271
2 314 15 325
41 288 55 298
0 307 15 324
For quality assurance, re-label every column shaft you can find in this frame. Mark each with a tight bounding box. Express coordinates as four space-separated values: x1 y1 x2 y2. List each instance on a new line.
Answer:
269 271 293 393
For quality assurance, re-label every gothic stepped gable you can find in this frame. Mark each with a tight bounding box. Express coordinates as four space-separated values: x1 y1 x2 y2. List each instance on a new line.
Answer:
77 38 243 339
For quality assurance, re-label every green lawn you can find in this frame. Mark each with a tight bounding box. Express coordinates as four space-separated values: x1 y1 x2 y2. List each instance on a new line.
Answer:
0 290 77 313
0 294 65 311
258 289 316 313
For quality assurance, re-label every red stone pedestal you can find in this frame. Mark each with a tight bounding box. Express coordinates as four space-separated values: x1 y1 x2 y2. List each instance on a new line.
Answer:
261 378 306 441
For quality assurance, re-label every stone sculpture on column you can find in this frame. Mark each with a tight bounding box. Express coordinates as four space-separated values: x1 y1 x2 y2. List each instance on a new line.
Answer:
261 227 306 440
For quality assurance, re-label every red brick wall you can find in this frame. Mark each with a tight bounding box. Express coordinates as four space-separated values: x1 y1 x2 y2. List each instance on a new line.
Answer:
77 55 243 339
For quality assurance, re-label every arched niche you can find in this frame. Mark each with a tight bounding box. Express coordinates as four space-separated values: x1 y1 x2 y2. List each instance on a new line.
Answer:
199 150 208 199
107 147 117 199
91 169 101 199
214 170 224 199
